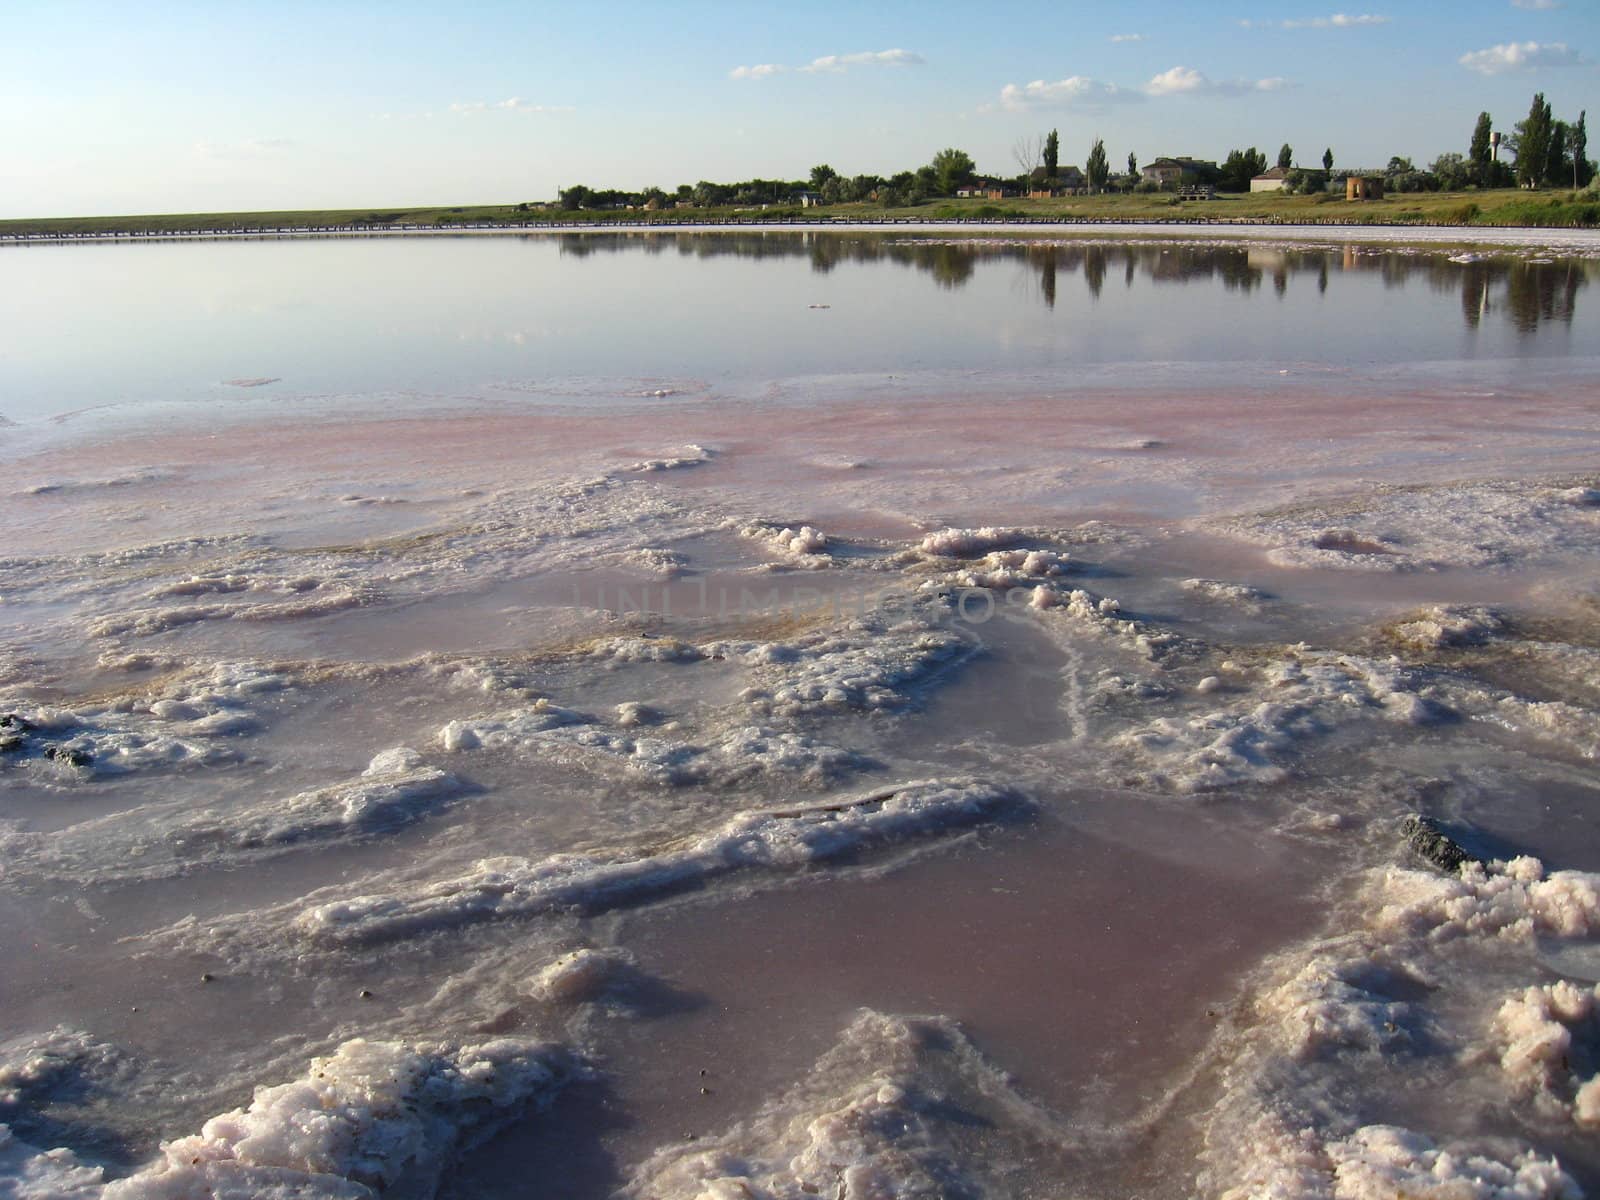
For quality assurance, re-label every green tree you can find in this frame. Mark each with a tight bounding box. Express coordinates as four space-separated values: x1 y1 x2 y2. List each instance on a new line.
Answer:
809 164 837 190
1043 129 1059 179
1430 153 1470 190
1516 93 1552 189
1574 111 1592 188
557 184 592 210
930 148 976 194
1545 120 1569 188
1219 147 1267 191
848 174 882 202
1469 112 1493 181
1277 143 1293 170
1322 147 1334 172
692 180 729 206
1085 138 1109 191
1127 151 1138 176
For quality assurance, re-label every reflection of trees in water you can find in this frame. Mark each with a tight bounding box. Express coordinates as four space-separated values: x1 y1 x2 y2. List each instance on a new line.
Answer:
554 232 1591 331
1038 247 1057 308
1083 246 1107 299
1503 261 1585 332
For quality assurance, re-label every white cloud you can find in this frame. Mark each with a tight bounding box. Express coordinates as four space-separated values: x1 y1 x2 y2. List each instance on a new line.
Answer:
450 98 573 114
998 75 1144 110
1458 40 1585 73
1144 65 1287 96
732 49 924 80
1512 0 1563 9
1240 12 1390 27
1109 32 1146 42
797 48 925 73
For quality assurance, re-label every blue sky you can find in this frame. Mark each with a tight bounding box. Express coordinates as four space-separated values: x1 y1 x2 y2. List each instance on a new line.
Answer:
0 0 1593 217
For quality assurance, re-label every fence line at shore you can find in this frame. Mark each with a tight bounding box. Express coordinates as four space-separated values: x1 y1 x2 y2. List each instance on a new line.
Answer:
0 213 1508 246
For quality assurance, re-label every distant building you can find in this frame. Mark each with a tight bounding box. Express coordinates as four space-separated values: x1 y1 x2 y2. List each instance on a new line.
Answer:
955 178 1017 200
1346 175 1384 201
1141 156 1215 187
1250 166 1291 193
797 192 823 207
1026 165 1087 196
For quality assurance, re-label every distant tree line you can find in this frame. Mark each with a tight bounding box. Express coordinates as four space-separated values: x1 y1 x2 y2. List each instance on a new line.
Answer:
549 93 1594 211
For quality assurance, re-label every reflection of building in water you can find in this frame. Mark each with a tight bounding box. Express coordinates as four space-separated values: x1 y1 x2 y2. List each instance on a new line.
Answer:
1247 247 1289 295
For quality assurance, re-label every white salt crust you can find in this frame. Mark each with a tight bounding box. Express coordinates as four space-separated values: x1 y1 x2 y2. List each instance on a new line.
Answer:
0 1125 105 1198
734 618 973 718
591 594 975 718
1492 980 1600 1127
1110 634 1600 793
917 526 1023 558
1201 856 1600 1199
1388 605 1508 651
1211 478 1600 573
1 750 462 884
88 584 367 638
1 663 290 779
529 948 623 1005
137 780 1016 964
629 444 715 472
1182 578 1270 610
1113 651 1444 792
291 778 1015 946
100 1037 572 1199
944 548 1068 591
625 1009 1053 1200
741 522 830 564
0 1028 123 1111
439 700 865 787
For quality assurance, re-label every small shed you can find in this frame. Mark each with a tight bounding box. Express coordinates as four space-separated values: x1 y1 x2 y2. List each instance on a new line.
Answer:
1346 175 1384 201
1250 166 1290 193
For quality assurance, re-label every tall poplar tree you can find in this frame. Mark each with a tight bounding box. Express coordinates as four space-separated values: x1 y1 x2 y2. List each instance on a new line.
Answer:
1043 129 1060 179
1085 138 1109 191
1574 112 1591 188
1516 93 1552 189
1469 112 1493 181
1545 121 1570 188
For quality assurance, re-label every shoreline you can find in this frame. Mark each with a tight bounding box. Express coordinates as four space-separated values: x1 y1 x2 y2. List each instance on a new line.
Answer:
5 218 1600 252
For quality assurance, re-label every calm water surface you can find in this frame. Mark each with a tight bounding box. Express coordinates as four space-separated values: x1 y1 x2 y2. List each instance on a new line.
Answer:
0 232 1593 432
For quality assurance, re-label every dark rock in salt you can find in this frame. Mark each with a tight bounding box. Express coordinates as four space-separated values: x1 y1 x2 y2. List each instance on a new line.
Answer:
0 734 24 755
0 714 34 732
44 745 93 767
1401 814 1480 875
